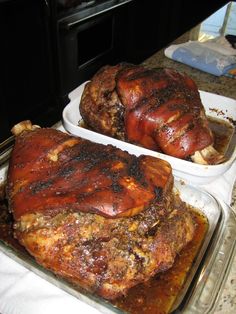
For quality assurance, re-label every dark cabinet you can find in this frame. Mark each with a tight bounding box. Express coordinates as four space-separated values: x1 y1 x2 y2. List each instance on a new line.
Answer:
0 0 59 142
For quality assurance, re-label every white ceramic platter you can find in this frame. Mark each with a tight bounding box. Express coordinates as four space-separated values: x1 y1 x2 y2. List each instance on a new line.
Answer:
62 82 236 184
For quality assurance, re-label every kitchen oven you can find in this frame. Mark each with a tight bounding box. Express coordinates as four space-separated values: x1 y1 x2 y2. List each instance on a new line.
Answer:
0 0 133 143
53 0 134 103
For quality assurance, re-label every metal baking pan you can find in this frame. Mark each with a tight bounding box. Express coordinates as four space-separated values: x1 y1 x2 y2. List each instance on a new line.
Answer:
0 140 236 314
62 82 236 185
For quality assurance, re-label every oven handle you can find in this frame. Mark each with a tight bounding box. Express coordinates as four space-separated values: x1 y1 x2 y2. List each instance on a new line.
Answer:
60 0 133 30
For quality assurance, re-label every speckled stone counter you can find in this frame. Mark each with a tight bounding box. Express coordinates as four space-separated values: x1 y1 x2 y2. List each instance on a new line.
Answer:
143 32 236 313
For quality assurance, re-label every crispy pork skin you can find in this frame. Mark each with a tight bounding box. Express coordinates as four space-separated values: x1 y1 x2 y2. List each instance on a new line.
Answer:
7 121 195 300
80 63 224 164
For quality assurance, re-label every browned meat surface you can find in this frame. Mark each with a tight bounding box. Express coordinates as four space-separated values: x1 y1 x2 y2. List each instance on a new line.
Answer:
7 121 195 300
80 63 224 164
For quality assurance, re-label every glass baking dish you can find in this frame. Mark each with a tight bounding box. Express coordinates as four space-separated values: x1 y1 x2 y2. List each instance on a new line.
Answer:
0 142 236 314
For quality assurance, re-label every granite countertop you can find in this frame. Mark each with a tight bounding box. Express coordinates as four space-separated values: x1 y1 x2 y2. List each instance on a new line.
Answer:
143 31 236 313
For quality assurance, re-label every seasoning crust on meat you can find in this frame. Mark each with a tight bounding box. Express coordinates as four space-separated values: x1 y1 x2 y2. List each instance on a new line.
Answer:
7 121 195 300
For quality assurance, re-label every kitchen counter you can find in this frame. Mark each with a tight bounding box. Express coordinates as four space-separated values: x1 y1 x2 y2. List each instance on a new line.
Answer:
143 31 236 313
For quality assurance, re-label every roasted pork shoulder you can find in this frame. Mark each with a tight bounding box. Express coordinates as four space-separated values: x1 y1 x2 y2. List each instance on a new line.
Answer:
80 63 224 165
7 121 195 300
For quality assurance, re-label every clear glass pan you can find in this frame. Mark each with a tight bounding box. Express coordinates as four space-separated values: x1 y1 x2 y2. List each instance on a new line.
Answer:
0 155 236 313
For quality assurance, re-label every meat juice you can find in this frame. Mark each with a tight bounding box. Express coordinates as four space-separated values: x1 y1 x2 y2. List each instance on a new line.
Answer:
207 116 235 156
112 208 209 314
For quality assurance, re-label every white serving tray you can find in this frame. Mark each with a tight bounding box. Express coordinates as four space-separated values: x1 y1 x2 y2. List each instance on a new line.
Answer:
62 82 236 186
